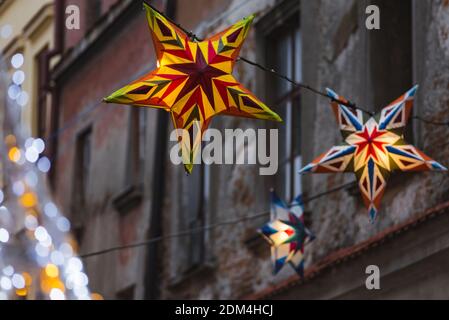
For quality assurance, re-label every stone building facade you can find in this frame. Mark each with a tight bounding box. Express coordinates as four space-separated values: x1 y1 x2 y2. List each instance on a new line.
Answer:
46 0 449 299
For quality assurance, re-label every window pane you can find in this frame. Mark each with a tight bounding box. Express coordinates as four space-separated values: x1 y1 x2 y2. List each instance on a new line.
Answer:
274 33 293 100
294 27 302 83
139 109 146 169
267 16 302 202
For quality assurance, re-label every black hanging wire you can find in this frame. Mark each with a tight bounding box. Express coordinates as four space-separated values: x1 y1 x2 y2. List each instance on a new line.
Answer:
143 1 366 114
80 181 356 258
413 116 449 127
37 0 449 154
143 1 449 126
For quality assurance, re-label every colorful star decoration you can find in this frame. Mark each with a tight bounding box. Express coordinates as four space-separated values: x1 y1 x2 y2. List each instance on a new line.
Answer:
259 191 315 277
104 4 281 173
299 86 447 222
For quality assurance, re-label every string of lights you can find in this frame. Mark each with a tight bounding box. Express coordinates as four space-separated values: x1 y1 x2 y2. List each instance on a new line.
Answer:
0 43 97 300
80 181 356 258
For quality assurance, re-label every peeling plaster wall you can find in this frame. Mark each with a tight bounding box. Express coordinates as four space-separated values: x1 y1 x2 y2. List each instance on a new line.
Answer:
301 0 449 262
53 0 449 300
159 0 449 299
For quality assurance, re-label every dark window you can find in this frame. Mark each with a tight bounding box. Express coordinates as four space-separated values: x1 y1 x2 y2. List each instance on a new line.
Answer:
369 0 412 115
126 108 146 186
184 165 205 271
86 0 102 29
265 14 302 202
74 128 92 210
367 0 413 191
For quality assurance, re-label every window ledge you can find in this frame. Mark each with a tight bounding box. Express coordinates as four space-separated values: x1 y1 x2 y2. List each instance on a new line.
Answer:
112 184 143 215
244 232 268 256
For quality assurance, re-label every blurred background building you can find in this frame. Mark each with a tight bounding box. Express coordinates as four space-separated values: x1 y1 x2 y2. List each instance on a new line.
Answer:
0 0 55 137
2 0 449 299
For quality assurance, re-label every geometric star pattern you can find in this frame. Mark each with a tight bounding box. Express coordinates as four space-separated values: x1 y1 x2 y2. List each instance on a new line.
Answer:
299 86 447 222
104 4 282 173
259 191 315 277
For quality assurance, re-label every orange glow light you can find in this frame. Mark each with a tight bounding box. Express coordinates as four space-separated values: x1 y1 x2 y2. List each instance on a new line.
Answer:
15 288 28 297
45 264 59 278
5 134 16 147
23 272 32 286
20 192 37 208
8 147 21 162
91 293 104 300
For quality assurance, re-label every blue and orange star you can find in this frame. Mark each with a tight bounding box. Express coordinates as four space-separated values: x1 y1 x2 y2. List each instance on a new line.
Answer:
300 86 447 222
259 191 315 276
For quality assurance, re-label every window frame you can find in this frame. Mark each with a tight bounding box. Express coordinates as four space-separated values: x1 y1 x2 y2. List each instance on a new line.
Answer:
125 108 147 188
73 126 93 212
257 1 302 203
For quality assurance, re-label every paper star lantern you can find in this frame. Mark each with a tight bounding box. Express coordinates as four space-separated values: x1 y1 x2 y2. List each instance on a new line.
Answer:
299 86 447 222
104 4 281 173
259 191 315 276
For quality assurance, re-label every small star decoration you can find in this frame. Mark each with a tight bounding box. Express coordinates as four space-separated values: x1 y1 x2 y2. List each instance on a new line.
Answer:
259 191 315 277
300 86 447 222
104 4 281 173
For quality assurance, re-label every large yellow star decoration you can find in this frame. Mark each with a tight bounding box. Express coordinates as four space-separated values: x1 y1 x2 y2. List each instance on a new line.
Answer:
299 86 447 222
104 4 282 173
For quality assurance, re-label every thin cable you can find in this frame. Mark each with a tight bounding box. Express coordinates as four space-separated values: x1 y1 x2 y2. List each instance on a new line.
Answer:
80 210 269 258
143 1 365 114
36 0 448 147
80 180 356 258
412 116 449 127
236 56 366 114
142 1 449 126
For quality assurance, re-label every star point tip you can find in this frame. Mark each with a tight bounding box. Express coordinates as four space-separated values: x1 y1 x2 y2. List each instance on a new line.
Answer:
407 84 419 97
368 207 378 223
298 166 310 174
103 95 114 103
325 88 338 99
184 164 194 175
245 14 255 22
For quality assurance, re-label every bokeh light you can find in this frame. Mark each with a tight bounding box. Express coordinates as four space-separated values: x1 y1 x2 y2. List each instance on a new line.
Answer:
0 228 10 243
12 70 25 85
45 264 59 278
11 53 24 69
16 91 29 107
37 157 51 173
11 274 25 289
0 24 13 39
7 84 20 100
8 147 21 162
